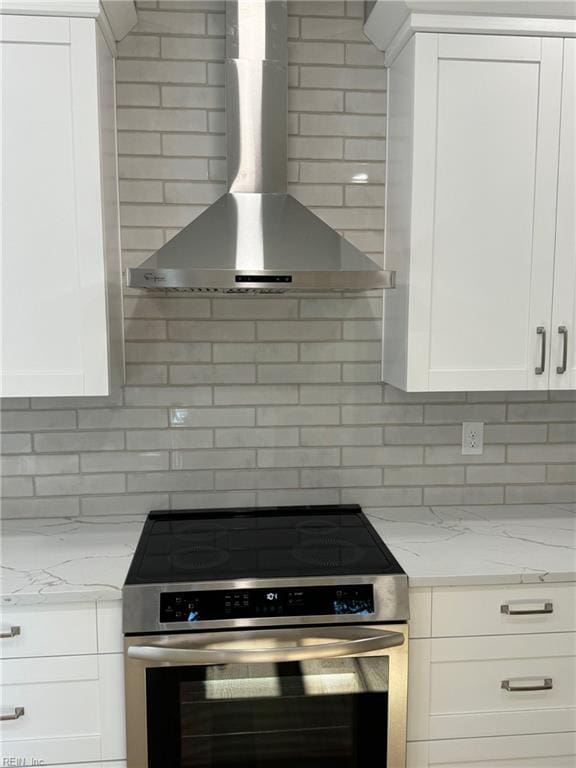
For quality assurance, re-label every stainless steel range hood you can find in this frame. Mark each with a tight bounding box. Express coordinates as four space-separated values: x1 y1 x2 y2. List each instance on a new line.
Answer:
126 0 394 294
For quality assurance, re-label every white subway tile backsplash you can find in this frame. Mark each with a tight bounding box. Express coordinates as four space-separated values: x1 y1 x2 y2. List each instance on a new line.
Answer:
258 363 341 384
127 470 213 492
342 405 423 424
170 407 255 428
300 161 385 184
301 113 386 137
117 83 161 106
345 43 385 67
300 66 386 91
169 364 256 384
289 90 344 113
507 444 576 463
2 1 574 519
124 297 211 319
80 493 169 516
212 299 299 319
300 17 368 42
466 465 546 484
120 155 208 179
34 431 125 453
1 434 32 454
257 406 340 426
3 497 79 516
126 342 211 363
78 408 168 429
301 426 382 446
257 320 341 342
169 320 255 342
300 341 381 361
117 59 206 84
1 410 76 432
258 447 340 468
2 477 35 497
215 428 299 448
301 468 381 487
160 36 225 60
172 449 256 470
80 451 169 473
344 446 423 466
117 34 160 58
213 343 298 363
215 469 299 490
214 385 299 406
124 386 212 406
134 10 206 35
36 474 126 496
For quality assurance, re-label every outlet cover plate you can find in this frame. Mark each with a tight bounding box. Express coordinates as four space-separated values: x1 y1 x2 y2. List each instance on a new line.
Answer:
462 421 484 455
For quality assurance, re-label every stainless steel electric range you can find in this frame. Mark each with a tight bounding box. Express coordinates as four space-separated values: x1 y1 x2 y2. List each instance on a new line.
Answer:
123 504 409 768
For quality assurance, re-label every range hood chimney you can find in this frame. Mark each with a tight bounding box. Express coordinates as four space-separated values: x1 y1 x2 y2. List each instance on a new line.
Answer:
126 0 395 293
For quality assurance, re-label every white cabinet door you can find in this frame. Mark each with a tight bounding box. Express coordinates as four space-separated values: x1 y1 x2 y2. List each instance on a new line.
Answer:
550 38 576 390
384 33 564 391
0 15 123 397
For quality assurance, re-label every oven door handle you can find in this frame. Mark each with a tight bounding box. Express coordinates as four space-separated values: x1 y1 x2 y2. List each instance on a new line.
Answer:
127 627 405 664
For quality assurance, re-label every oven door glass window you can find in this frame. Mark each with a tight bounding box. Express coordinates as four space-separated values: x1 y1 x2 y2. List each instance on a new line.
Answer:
146 656 389 767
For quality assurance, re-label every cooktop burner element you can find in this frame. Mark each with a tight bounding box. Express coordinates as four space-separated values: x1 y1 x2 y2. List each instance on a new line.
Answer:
125 505 402 584
292 538 364 568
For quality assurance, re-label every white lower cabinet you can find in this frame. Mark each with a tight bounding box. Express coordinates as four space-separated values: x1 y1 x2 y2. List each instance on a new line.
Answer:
408 732 576 767
408 584 576 767
0 600 125 767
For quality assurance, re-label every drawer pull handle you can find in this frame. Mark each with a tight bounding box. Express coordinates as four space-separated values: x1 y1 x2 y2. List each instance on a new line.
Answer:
0 626 21 639
0 707 25 722
557 326 568 374
501 602 553 616
502 677 553 692
535 326 546 374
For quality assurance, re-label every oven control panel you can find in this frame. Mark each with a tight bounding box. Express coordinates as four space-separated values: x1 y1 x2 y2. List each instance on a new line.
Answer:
159 585 375 623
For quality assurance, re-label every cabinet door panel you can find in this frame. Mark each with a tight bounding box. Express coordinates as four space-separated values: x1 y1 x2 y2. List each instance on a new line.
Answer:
1 22 85 395
551 38 576 389
0 16 121 397
426 35 562 390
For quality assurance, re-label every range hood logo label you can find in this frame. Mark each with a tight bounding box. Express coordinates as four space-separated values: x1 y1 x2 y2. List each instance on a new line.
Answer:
144 273 166 284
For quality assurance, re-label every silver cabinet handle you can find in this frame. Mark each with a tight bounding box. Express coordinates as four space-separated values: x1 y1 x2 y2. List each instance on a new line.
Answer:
501 601 553 616
0 707 25 721
557 326 568 374
535 326 546 374
0 626 21 639
128 627 404 664
502 677 553 692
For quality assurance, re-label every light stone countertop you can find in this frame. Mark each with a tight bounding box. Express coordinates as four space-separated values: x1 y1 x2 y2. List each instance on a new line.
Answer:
1 504 575 606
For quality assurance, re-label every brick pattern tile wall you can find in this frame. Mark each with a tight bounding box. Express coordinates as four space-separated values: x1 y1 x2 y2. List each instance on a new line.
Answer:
1 0 575 520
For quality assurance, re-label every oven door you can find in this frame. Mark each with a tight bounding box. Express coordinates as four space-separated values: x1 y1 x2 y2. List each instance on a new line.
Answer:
125 624 407 768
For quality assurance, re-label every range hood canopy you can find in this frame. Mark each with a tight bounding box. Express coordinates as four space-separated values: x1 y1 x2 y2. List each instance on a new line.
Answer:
127 0 395 294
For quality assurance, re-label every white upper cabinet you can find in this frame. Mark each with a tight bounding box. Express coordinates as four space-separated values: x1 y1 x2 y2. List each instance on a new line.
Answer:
550 38 576 390
381 31 571 392
0 14 125 397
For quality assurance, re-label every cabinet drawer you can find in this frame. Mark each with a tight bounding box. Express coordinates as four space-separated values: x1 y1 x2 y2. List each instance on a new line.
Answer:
429 633 576 740
409 731 576 767
0 656 101 765
432 583 576 637
0 602 97 658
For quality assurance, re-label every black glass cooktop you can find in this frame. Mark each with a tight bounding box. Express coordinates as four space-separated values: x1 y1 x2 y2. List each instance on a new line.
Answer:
125 505 404 585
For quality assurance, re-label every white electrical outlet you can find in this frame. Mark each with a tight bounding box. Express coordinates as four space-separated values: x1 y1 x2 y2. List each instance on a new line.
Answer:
462 422 484 455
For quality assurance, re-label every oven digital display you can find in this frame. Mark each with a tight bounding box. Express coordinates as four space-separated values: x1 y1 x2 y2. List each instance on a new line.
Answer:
159 585 374 623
